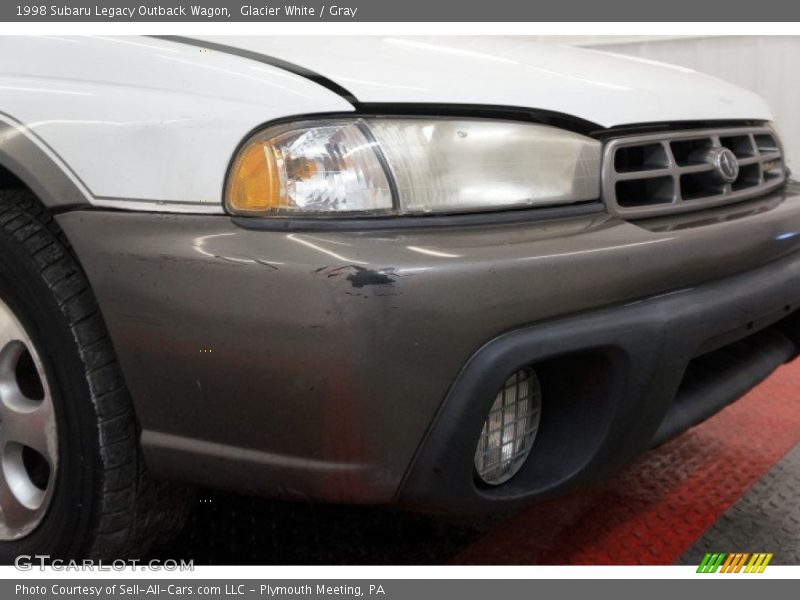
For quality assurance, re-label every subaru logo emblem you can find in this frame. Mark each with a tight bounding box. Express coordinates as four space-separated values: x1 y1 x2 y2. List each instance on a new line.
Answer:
709 147 739 183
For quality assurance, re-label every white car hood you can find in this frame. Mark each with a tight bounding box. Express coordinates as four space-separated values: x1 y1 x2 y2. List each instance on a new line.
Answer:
199 36 771 129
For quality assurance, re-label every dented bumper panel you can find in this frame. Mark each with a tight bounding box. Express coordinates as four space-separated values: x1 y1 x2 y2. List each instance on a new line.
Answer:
56 186 800 505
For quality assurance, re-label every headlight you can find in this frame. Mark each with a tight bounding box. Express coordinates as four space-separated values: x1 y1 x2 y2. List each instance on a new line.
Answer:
226 118 601 217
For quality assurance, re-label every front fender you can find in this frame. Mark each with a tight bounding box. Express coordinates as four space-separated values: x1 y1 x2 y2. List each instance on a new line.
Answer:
0 36 353 210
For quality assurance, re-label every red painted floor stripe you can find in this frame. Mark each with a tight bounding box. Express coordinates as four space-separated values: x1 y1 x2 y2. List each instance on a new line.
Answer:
450 361 800 565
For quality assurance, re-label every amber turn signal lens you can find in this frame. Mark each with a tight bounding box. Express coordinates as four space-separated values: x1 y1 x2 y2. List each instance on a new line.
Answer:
226 143 282 213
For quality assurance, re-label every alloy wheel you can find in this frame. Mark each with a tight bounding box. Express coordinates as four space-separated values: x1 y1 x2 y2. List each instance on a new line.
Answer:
0 297 57 540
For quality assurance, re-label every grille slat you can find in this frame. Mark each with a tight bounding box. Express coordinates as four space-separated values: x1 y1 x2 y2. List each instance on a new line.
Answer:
603 126 787 218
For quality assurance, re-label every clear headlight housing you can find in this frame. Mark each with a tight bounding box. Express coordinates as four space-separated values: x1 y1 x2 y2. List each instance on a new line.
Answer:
226 118 601 217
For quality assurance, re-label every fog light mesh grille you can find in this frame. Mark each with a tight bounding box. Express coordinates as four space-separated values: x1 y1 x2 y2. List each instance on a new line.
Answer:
474 367 542 485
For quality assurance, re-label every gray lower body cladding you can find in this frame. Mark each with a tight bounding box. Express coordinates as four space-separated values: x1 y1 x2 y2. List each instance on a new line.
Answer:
56 185 800 509
399 251 800 513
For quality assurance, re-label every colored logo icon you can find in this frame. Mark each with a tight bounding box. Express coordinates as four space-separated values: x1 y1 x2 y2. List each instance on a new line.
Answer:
697 552 773 573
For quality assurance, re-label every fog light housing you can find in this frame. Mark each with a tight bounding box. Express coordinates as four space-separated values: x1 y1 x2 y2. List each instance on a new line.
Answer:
474 367 542 485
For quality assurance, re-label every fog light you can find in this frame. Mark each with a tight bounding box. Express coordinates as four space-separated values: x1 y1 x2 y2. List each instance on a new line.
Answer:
474 367 542 485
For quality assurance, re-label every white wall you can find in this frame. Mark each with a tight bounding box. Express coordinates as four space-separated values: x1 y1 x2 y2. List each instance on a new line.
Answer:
528 36 799 171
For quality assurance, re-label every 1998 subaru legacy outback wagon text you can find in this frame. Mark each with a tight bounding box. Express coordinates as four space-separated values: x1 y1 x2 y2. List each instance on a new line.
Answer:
0 36 797 559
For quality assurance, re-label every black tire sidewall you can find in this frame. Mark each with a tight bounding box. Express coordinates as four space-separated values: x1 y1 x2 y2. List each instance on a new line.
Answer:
0 226 101 562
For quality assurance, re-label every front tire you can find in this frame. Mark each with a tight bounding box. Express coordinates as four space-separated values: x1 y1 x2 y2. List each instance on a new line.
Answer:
0 189 191 561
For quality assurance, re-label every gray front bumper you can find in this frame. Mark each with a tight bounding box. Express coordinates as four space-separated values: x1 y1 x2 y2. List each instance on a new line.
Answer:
56 186 800 505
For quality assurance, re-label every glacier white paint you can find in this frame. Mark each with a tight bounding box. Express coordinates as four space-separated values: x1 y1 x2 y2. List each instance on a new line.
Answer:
0 35 353 208
202 36 772 128
0 35 776 209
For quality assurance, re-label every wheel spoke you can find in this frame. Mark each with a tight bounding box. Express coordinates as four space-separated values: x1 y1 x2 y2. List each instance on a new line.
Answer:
0 312 25 348
0 339 24 389
0 339 56 467
0 340 29 418
0 444 40 533
0 400 56 466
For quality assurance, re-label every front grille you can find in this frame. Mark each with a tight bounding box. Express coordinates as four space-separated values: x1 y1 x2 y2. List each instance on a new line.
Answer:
602 126 787 218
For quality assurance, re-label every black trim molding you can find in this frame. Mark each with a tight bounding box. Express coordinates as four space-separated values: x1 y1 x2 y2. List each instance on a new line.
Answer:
231 202 605 232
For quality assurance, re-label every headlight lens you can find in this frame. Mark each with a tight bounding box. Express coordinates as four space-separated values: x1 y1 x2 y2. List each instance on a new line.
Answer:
226 118 601 217
227 121 394 215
